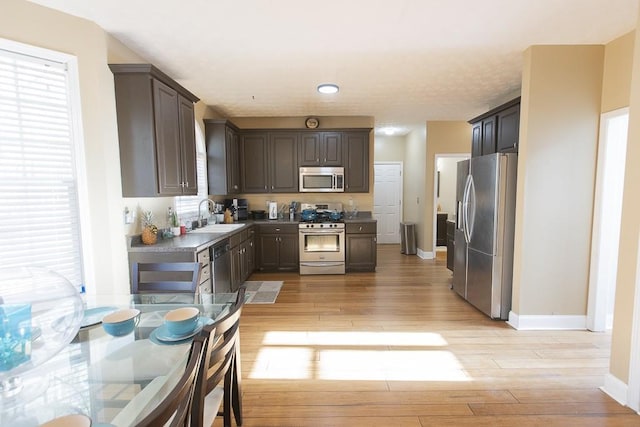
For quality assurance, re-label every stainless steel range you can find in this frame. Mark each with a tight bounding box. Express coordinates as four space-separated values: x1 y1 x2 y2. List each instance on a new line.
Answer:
299 202 345 275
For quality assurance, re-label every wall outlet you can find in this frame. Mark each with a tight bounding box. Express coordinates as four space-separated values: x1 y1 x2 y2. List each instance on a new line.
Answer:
124 207 135 224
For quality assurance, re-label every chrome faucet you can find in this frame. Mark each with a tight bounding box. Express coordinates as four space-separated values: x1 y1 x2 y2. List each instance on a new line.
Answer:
198 199 215 227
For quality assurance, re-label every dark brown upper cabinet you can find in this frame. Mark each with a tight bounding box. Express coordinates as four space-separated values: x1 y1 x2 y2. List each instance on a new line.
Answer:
269 132 298 192
496 103 520 153
239 131 298 193
469 97 520 158
110 64 199 197
343 131 370 192
298 131 342 166
239 132 269 193
205 119 241 196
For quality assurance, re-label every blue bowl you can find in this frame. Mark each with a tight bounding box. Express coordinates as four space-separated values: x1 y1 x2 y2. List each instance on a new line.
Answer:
164 307 200 337
102 308 140 337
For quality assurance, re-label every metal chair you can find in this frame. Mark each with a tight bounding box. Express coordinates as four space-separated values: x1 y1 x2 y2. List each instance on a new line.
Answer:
192 286 246 427
131 262 201 293
136 335 208 427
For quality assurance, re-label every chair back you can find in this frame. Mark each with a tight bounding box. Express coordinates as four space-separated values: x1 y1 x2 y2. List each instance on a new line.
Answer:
191 286 246 427
131 262 201 293
136 335 207 427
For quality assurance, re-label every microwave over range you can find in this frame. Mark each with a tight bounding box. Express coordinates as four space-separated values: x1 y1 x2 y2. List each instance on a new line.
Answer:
299 167 344 192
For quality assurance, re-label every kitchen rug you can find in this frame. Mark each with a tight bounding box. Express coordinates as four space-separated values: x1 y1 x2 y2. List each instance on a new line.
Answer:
243 281 283 304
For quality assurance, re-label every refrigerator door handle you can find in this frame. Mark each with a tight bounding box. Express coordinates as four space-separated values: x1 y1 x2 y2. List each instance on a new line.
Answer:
462 174 472 243
466 175 476 242
456 201 463 229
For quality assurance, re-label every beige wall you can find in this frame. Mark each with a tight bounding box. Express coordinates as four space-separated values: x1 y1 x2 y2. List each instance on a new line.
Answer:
403 128 427 244
610 23 640 384
512 45 604 316
423 122 471 254
601 31 635 113
375 135 406 162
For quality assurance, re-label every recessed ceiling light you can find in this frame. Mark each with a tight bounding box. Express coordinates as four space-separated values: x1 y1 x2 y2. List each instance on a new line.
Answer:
317 83 339 94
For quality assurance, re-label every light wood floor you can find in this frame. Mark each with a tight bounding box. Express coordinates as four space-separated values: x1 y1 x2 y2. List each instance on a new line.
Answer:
218 245 638 426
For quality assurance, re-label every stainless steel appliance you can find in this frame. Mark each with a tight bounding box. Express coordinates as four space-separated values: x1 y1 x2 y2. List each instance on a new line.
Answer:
452 153 517 319
299 202 345 275
299 167 345 192
212 239 231 293
224 198 248 221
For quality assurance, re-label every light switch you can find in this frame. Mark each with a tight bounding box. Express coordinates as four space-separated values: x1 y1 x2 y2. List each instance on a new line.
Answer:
124 207 135 224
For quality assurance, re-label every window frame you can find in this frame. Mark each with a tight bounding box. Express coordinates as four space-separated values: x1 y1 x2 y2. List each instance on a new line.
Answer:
0 37 93 290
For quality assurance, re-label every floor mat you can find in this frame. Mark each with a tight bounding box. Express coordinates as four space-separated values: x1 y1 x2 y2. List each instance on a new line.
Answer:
242 281 283 304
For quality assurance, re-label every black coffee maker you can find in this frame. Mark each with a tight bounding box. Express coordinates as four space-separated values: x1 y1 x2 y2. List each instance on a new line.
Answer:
224 198 248 221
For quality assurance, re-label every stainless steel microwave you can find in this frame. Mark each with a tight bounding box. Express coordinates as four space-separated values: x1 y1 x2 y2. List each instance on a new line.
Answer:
299 167 345 192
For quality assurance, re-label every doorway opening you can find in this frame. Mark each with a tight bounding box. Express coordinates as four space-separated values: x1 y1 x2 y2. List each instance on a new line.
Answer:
587 107 629 332
373 162 403 244
433 154 469 254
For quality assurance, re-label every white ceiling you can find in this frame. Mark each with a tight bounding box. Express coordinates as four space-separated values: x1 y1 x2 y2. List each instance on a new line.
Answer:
28 0 639 134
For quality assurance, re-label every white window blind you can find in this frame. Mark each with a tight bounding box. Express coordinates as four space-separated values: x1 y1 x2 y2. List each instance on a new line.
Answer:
0 47 84 289
175 123 208 220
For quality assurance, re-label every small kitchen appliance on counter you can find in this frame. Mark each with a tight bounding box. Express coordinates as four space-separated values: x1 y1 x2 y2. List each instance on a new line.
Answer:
268 201 278 220
224 198 248 221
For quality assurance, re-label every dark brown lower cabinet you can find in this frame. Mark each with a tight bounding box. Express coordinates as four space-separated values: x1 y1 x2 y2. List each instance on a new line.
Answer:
345 222 377 272
436 213 448 246
256 224 299 272
230 226 255 291
446 220 455 272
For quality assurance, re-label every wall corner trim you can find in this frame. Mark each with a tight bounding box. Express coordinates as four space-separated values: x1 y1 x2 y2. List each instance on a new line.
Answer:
507 311 587 330
417 249 433 259
602 373 629 407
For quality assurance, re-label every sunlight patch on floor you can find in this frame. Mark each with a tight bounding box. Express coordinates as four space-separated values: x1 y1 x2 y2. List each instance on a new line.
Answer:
249 347 314 379
249 330 470 382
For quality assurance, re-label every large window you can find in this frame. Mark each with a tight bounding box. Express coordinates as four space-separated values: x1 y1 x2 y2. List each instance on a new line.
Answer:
0 41 85 290
175 122 208 221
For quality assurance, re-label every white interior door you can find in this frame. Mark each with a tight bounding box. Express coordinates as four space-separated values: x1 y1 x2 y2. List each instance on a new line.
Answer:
587 108 628 331
373 162 402 244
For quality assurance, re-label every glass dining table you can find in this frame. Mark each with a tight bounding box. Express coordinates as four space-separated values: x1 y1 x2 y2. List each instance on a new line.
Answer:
0 292 237 427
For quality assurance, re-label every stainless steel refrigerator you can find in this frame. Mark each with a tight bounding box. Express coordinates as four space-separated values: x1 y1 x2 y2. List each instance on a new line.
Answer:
452 153 517 319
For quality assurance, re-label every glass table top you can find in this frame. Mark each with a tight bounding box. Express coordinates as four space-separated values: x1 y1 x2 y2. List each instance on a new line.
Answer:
0 292 237 426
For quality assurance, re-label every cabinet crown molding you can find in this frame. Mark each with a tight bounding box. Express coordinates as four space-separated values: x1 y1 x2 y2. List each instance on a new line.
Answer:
109 63 200 103
468 97 521 124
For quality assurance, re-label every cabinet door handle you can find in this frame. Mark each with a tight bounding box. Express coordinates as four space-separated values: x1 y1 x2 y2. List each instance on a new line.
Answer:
359 226 363 231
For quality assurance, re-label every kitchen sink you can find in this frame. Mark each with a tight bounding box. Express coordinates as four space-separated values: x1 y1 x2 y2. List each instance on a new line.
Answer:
189 223 245 233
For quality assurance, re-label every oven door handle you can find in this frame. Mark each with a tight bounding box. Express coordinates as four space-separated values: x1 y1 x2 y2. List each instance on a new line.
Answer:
299 230 345 235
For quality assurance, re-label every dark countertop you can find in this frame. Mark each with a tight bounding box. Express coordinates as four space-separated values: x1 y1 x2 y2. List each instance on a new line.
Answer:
127 211 376 253
127 232 230 253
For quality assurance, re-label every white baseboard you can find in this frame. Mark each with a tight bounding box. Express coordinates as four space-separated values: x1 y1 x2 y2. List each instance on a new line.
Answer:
507 311 587 330
417 249 433 259
602 373 629 407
